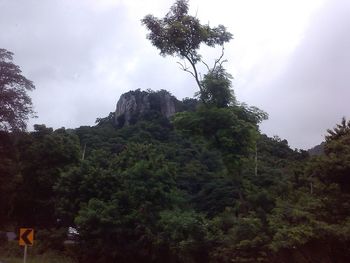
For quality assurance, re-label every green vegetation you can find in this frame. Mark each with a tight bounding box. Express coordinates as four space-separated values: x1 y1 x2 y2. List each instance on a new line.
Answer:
0 241 76 263
1 1 350 262
1 253 74 263
0 48 35 131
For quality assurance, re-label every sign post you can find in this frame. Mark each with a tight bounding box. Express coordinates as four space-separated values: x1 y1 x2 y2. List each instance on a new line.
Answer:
23 245 27 263
19 228 34 263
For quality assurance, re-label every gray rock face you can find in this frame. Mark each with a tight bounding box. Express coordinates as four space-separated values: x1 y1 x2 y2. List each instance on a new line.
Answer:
114 89 177 126
159 92 176 118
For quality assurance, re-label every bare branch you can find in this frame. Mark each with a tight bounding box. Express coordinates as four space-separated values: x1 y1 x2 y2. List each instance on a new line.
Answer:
177 61 196 79
195 7 199 18
201 59 210 71
213 46 225 70
218 59 228 68
176 61 186 70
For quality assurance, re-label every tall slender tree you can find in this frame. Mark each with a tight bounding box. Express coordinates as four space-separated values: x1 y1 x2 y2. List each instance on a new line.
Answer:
142 0 232 97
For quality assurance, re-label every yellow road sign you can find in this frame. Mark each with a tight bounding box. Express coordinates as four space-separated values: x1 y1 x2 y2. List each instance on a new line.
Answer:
19 228 34 246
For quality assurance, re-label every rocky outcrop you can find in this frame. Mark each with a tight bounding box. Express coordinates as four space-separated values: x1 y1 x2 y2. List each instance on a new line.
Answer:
158 92 176 118
308 141 325 156
114 89 178 127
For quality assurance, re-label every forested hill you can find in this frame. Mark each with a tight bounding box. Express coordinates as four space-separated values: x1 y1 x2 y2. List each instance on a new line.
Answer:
1 0 350 262
1 88 350 263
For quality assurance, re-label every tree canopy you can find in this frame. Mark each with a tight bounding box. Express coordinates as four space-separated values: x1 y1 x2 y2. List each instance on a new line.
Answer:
0 48 35 131
142 0 232 95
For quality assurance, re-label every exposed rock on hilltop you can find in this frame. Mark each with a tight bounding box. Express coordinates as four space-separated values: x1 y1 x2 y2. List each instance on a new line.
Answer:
308 141 325 156
115 89 196 127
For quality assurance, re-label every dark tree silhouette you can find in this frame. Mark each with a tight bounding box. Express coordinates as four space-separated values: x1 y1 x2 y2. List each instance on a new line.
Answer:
0 48 35 131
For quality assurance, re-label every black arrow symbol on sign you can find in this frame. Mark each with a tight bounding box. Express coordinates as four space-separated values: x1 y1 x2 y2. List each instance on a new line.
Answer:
21 229 32 245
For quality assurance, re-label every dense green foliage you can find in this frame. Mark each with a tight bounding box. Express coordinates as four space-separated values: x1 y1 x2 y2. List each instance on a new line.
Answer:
141 0 232 62
2 97 349 262
2 90 350 263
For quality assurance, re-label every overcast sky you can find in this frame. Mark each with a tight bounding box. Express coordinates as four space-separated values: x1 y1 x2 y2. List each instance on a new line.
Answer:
1 0 349 149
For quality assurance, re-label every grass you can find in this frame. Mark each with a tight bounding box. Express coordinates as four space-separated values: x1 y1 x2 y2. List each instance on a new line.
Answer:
0 252 75 263
0 244 76 263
